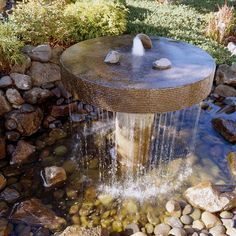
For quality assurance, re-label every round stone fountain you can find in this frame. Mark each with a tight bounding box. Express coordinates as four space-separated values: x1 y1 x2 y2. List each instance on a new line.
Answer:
61 34 216 168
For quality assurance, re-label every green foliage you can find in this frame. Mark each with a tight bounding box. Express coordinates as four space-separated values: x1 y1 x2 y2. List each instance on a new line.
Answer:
126 0 236 64
9 0 127 46
0 22 24 71
64 0 127 42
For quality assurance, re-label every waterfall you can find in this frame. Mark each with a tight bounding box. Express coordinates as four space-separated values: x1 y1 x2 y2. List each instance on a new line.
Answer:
132 36 145 56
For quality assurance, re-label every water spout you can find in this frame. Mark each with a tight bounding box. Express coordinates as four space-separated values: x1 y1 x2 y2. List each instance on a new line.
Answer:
132 36 145 56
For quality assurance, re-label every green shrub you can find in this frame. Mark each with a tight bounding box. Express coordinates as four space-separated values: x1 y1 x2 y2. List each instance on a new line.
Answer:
9 0 127 46
64 0 127 42
0 22 24 72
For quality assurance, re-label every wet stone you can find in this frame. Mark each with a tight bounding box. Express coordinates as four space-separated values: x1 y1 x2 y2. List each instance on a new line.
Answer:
223 97 236 106
0 76 12 88
212 118 236 143
11 140 36 165
42 166 67 187
0 187 20 203
23 87 53 104
214 84 236 97
20 103 35 113
51 102 78 117
54 145 68 157
104 50 121 64
10 198 66 231
168 228 186 236
220 211 233 219
10 73 32 90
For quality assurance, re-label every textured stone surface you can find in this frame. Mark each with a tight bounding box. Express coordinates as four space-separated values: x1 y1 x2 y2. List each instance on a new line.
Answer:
0 76 12 88
43 166 67 187
6 88 24 105
214 84 236 97
11 140 35 164
10 198 65 231
57 226 107 236
184 182 236 213
28 62 61 86
26 44 52 63
0 187 20 203
215 64 236 86
61 35 215 113
0 92 11 115
10 73 32 90
23 87 53 104
212 118 236 143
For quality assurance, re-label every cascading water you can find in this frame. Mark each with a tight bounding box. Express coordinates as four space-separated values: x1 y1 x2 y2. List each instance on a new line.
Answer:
132 36 145 56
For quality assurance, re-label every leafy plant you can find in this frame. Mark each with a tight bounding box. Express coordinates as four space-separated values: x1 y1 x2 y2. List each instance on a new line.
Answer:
0 22 24 72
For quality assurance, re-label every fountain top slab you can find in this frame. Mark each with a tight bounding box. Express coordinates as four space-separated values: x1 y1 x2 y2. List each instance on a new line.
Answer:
61 35 216 113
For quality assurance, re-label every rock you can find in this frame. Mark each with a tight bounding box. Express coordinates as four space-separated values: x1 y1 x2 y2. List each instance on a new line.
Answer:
57 226 107 236
10 73 32 90
6 88 24 105
180 215 193 225
54 146 67 157
221 218 235 228
10 198 66 231
11 140 36 165
226 227 236 236
201 211 221 229
0 76 13 88
0 218 10 236
184 182 236 212
98 194 113 206
26 45 52 63
220 211 233 219
0 0 6 11
0 92 11 115
154 223 170 236
209 225 226 235
0 174 6 191
182 204 193 215
104 50 120 64
126 223 140 234
227 42 236 56
214 84 236 97
0 137 6 159
23 87 53 104
42 166 67 187
28 62 61 86
215 64 236 87
6 131 20 142
5 108 43 136
50 46 64 65
165 216 183 228
11 55 31 74
212 118 236 143
192 220 205 230
0 201 9 217
51 102 78 117
131 233 147 236
0 187 20 203
166 200 181 213
223 97 236 106
168 228 186 236
137 33 153 49
227 152 236 176
153 58 171 70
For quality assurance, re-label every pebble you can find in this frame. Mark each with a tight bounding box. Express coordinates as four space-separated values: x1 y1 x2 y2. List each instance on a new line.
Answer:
0 174 6 191
226 227 236 236
145 223 154 234
192 220 205 230
166 216 183 228
190 208 201 220
183 204 193 215
153 58 172 70
180 215 193 225
166 199 181 213
221 218 235 228
131 232 147 236
201 212 221 229
154 223 170 236
126 223 140 234
104 50 121 64
209 225 226 235
0 76 12 88
54 145 67 157
199 233 208 236
168 227 186 236
220 211 233 219
6 88 24 105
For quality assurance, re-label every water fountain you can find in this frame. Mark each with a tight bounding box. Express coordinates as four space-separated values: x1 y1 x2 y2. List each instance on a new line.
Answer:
60 34 216 199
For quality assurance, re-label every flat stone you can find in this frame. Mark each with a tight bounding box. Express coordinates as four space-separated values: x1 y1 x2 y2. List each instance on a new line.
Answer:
0 76 13 88
57 226 107 236
10 73 32 90
180 215 193 225
0 187 20 203
6 88 24 105
153 58 172 70
42 166 67 187
214 84 236 97
0 92 11 115
28 62 61 86
212 118 236 143
215 64 236 87
5 108 43 136
10 198 66 232
11 140 36 165
184 182 236 213
26 45 52 63
227 152 236 176
154 223 170 236
23 87 53 104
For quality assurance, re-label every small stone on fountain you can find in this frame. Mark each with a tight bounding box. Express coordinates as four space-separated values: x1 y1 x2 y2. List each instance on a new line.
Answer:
153 58 172 70
104 50 121 64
